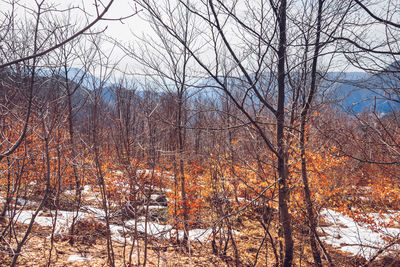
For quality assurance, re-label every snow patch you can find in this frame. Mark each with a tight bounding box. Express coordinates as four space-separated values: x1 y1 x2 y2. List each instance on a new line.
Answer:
320 209 400 260
67 255 92 262
9 205 238 246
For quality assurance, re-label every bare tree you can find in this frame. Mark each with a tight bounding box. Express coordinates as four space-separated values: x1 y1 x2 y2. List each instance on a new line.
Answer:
123 1 201 248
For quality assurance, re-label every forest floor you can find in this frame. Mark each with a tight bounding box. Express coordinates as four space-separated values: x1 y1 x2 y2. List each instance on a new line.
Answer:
1 184 400 266
0 217 346 266
1 213 398 266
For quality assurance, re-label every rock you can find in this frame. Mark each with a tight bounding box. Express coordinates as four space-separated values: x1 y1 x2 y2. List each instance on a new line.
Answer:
152 194 168 206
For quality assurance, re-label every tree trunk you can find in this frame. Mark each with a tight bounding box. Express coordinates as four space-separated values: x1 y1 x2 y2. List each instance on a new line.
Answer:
178 96 189 247
276 0 293 266
299 0 324 265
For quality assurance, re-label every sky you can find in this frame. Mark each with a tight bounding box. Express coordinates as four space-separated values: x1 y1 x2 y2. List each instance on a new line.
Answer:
94 0 151 43
0 0 145 36
0 0 153 77
2 0 393 76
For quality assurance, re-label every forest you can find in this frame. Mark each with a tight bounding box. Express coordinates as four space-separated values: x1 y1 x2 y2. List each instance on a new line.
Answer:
0 0 400 266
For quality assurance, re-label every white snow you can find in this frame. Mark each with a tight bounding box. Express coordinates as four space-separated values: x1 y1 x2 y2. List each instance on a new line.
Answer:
185 229 213 242
82 185 91 194
64 185 92 195
137 169 153 176
67 255 92 262
113 170 124 176
64 189 74 195
320 209 400 260
15 200 400 262
147 205 166 210
81 206 106 219
9 209 88 236
15 198 37 207
125 220 172 239
109 224 134 244
8 206 225 245
150 194 161 201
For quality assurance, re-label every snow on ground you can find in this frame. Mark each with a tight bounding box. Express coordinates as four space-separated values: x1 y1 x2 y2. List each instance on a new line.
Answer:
81 206 107 219
67 255 92 262
9 209 88 236
125 220 172 239
146 205 166 210
8 207 226 245
136 169 153 176
123 220 222 242
64 185 93 196
320 209 400 260
184 229 213 242
15 198 37 207
6 182 235 246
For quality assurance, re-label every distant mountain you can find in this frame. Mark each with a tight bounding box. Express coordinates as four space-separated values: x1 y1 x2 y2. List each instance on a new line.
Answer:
34 65 400 114
196 71 400 114
385 61 400 71
37 67 113 91
327 69 400 114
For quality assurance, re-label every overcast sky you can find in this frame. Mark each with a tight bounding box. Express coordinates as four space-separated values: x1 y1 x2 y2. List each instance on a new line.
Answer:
2 0 385 76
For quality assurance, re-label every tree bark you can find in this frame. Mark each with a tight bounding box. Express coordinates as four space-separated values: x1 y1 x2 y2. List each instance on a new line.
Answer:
276 0 294 266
